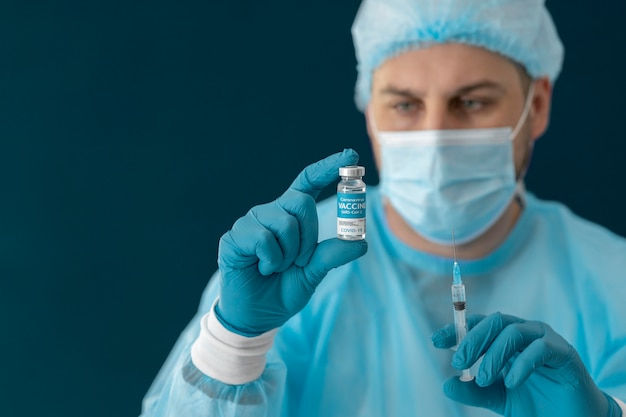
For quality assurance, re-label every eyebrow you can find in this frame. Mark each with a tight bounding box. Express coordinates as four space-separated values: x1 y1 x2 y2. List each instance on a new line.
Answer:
455 81 507 96
380 81 507 98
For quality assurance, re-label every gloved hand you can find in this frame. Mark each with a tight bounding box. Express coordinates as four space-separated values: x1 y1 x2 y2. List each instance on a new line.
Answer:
215 149 368 336
432 312 622 417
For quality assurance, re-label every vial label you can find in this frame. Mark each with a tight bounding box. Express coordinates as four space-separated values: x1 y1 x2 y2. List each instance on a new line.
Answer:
337 192 366 240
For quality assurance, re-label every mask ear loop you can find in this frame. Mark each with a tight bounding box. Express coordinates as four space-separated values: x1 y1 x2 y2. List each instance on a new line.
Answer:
511 82 536 209
510 83 535 141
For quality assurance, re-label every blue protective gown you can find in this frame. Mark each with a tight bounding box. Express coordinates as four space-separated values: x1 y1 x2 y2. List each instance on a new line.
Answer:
141 186 626 417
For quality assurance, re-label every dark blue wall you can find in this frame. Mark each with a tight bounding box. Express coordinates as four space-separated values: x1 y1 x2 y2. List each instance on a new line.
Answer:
0 1 624 416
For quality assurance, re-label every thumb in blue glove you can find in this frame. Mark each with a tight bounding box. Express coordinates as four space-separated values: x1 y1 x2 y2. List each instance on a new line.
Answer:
432 313 623 417
216 149 368 336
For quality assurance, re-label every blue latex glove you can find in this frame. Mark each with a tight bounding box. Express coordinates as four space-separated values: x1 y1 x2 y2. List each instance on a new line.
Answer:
215 149 368 336
432 313 622 417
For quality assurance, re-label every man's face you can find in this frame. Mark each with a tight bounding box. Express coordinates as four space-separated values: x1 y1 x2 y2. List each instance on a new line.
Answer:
367 43 550 177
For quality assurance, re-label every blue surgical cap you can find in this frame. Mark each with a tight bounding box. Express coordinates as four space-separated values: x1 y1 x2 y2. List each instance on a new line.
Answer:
352 0 564 111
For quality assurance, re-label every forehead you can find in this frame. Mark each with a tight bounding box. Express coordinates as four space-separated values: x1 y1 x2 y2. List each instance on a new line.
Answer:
373 43 523 94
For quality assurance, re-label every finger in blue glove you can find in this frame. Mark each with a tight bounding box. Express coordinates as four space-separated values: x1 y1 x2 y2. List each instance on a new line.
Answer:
216 149 368 336
431 312 622 417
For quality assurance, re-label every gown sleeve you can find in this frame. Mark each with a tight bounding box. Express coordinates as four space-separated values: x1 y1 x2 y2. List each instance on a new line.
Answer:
139 271 288 417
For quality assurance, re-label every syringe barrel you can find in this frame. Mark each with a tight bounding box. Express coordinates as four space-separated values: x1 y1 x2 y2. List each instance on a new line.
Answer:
454 308 468 346
451 283 468 346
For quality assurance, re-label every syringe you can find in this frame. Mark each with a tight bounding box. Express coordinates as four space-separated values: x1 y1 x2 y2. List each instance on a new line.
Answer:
451 229 473 382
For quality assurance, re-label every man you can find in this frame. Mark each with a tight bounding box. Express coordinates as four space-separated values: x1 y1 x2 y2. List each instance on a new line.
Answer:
141 0 626 416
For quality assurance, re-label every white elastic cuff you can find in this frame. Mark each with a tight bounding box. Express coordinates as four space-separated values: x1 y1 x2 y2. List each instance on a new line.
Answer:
614 397 626 414
190 298 278 385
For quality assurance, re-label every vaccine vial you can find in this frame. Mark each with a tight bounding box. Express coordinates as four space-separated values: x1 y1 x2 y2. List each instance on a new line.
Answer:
337 165 366 240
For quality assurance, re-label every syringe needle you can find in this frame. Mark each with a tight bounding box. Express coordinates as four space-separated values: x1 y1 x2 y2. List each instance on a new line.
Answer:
452 228 457 262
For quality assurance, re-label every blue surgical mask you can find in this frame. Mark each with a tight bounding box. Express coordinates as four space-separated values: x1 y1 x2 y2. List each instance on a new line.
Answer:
372 85 534 245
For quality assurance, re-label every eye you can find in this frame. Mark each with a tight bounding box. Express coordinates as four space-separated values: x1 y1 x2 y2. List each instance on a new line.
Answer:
391 101 418 114
457 98 484 111
450 96 498 116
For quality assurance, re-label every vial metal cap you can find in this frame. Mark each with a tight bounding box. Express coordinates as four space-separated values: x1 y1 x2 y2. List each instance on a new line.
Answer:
339 165 365 177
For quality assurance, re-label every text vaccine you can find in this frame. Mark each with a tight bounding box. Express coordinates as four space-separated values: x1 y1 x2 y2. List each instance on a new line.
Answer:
337 165 366 240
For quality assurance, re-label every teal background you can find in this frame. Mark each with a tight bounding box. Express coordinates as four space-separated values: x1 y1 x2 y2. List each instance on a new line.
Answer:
0 1 624 416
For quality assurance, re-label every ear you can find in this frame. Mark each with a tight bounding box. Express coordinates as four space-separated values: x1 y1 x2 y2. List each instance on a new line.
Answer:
364 105 376 140
530 77 553 142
